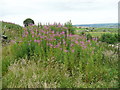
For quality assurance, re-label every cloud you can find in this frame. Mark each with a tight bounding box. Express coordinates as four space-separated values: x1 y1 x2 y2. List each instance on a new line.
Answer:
0 0 119 25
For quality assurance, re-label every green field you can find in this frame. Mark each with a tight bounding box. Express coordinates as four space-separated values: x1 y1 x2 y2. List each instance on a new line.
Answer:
74 27 118 37
86 32 117 37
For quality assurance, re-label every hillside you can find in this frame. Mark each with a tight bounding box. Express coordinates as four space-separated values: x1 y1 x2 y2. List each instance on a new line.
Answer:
1 21 22 30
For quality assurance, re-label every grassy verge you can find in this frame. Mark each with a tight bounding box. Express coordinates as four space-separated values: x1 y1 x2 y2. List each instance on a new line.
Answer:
3 58 118 88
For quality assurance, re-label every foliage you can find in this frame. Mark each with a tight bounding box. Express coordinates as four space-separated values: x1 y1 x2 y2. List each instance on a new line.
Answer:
64 20 75 34
99 33 118 44
80 32 86 35
86 33 92 40
23 18 35 27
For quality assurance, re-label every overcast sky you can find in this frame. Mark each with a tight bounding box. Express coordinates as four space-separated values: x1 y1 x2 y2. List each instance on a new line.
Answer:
0 0 119 26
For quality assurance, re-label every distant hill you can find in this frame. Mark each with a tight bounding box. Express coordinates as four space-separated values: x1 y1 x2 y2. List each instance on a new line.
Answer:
74 23 118 28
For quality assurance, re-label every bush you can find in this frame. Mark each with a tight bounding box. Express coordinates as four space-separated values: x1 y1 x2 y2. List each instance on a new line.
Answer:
23 18 35 27
100 33 118 44
86 33 92 40
80 32 86 35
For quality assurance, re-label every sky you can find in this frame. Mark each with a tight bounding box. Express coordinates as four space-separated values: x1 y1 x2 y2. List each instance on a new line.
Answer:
0 0 119 26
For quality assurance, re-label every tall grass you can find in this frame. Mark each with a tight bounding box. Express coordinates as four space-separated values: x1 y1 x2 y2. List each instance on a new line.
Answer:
2 58 118 88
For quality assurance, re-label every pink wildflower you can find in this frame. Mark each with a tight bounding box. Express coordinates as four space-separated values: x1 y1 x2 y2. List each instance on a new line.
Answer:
80 41 84 44
60 48 63 50
70 44 74 47
72 50 75 53
69 34 72 37
44 26 48 29
58 23 62 27
64 27 68 29
88 40 90 43
25 31 28 34
83 46 87 49
92 37 98 41
36 40 41 43
52 31 54 34
40 36 44 38
75 41 79 44
31 31 34 34
49 44 53 47
34 40 37 42
61 31 65 34
64 50 68 52
22 35 26 37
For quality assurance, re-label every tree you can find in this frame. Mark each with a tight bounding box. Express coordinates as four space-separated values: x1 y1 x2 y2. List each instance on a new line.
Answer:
23 18 35 27
64 20 75 35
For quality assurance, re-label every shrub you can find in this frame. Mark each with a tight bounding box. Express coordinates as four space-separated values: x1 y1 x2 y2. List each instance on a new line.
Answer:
100 33 118 44
80 32 86 35
86 33 92 40
23 18 35 27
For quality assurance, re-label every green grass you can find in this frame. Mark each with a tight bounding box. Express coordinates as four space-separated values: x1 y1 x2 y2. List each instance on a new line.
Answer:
94 28 118 33
74 28 86 31
74 27 118 33
1 21 23 41
2 58 118 88
74 27 118 37
86 32 117 37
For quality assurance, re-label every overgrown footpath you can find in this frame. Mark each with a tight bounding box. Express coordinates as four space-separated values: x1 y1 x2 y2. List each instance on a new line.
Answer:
2 21 119 88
